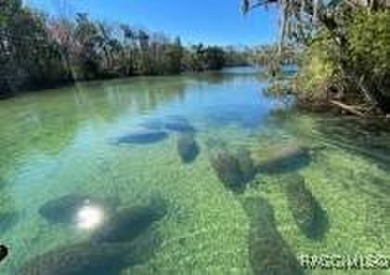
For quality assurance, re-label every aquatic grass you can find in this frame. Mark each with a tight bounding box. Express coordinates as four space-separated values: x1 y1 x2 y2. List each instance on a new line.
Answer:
1 75 390 274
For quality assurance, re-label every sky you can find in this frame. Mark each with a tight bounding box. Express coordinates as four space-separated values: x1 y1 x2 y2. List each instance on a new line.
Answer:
25 0 279 46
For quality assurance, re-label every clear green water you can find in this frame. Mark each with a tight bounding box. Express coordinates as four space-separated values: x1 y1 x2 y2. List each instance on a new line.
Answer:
1 68 390 274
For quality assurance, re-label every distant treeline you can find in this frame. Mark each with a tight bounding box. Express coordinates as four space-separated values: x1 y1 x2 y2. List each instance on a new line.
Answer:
0 0 250 98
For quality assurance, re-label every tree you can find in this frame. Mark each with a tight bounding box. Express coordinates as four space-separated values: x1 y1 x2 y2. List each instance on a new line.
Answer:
242 0 390 114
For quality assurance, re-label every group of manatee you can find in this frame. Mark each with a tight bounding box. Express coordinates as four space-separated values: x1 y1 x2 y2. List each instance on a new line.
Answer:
19 193 168 274
113 116 330 273
114 116 200 164
2 115 331 273
207 139 330 274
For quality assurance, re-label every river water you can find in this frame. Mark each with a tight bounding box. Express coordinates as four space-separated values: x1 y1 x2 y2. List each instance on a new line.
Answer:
1 67 390 274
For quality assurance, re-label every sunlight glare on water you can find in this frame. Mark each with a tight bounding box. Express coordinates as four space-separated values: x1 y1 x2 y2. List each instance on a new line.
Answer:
76 203 105 231
1 68 390 274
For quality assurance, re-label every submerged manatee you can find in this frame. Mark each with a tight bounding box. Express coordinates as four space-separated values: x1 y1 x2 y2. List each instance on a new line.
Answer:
256 144 311 174
140 116 196 133
242 197 304 275
91 195 167 243
0 212 19 233
209 147 256 193
235 148 256 182
18 232 161 275
176 133 200 164
163 116 196 133
284 174 328 240
115 129 168 145
39 194 117 225
139 119 165 130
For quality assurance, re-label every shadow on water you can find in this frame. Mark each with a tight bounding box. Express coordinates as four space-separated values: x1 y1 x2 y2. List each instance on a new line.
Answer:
241 196 304 275
282 173 329 240
176 132 200 164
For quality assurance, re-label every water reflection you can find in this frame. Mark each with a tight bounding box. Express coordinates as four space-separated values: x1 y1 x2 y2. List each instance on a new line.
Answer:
5 68 390 274
38 194 117 226
0 76 191 175
76 204 105 231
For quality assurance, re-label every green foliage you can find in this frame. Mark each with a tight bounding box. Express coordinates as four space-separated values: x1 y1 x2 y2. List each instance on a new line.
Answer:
346 10 390 96
182 44 226 72
1 5 250 98
293 30 338 102
242 0 390 113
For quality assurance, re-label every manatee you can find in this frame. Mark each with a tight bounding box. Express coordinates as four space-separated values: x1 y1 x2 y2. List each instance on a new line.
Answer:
242 197 304 275
139 118 165 130
284 174 328 240
0 212 19 233
235 148 256 183
39 194 117 225
256 144 311 174
115 129 168 145
18 232 161 275
163 117 196 133
176 133 200 164
91 195 167 243
209 148 256 193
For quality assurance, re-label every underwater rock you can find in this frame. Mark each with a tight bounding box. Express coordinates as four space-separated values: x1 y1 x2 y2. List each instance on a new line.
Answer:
176 133 200 164
115 129 168 145
18 232 161 275
256 144 311 174
284 174 328 240
209 148 256 193
39 194 117 225
0 212 19 233
242 197 304 275
91 195 167 243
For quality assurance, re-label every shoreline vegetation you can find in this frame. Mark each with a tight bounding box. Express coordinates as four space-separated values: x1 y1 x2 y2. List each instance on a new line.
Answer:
0 1 251 99
3 0 390 123
242 0 390 119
